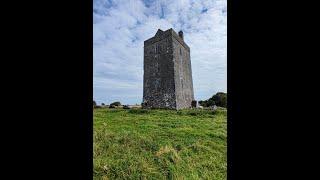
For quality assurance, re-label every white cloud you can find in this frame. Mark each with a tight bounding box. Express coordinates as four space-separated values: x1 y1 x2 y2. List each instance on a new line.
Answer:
93 0 227 105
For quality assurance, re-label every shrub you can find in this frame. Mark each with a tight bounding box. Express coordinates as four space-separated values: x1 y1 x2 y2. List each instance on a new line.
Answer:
110 101 121 106
101 103 105 106
93 100 97 107
109 105 116 108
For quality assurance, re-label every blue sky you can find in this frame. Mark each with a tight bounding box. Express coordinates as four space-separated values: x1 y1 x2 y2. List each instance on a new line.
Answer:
93 0 227 105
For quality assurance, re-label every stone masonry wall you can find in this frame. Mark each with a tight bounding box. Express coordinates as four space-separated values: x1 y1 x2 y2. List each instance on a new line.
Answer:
172 35 194 109
143 28 194 109
143 31 176 109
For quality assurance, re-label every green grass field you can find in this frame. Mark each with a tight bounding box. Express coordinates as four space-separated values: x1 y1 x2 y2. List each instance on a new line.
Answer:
94 108 227 180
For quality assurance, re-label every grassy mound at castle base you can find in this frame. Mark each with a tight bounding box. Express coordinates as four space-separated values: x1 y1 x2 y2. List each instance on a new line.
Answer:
94 108 227 179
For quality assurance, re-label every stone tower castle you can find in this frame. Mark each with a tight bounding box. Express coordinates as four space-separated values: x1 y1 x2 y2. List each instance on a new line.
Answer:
142 28 194 110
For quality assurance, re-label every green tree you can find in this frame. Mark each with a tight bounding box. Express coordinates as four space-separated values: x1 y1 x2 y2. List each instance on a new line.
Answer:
198 100 208 107
199 92 227 108
212 92 227 107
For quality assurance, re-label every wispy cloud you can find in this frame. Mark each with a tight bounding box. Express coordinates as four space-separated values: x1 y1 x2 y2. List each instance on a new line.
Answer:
93 0 227 105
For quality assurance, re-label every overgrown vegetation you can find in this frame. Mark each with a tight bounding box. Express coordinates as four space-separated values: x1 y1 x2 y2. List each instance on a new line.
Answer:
94 108 227 179
199 92 227 108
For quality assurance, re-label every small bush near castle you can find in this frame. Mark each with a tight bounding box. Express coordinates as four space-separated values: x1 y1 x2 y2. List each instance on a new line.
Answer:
101 103 105 106
110 101 121 106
